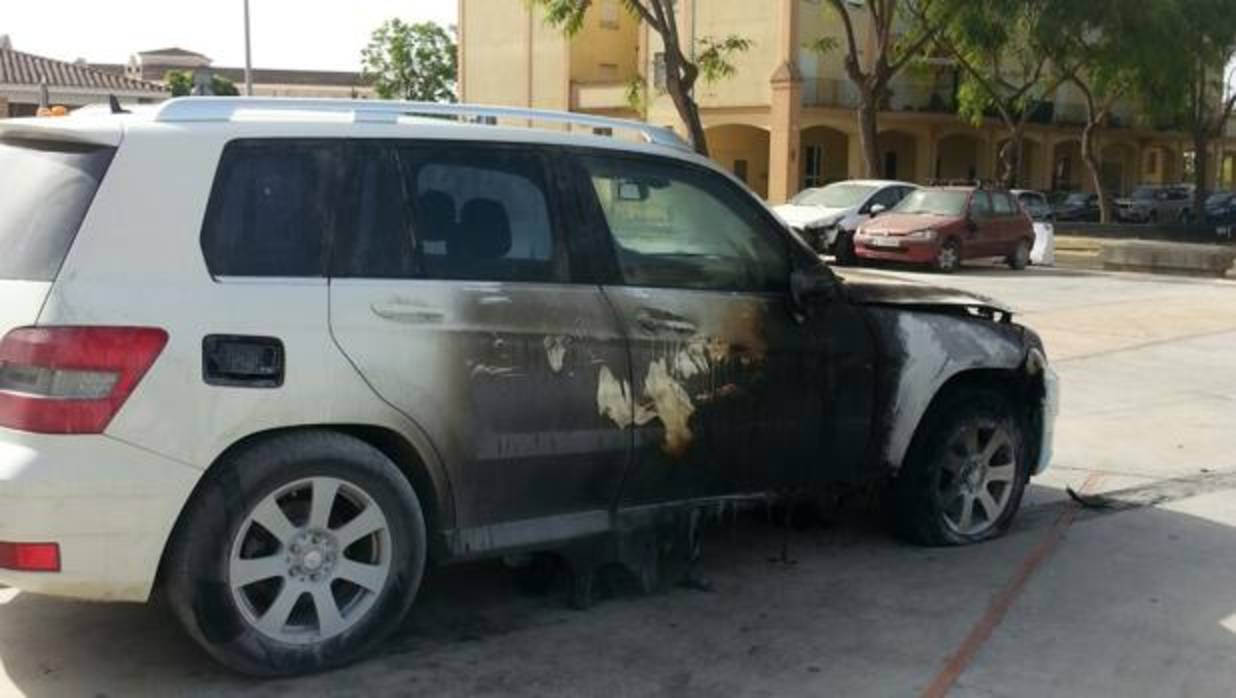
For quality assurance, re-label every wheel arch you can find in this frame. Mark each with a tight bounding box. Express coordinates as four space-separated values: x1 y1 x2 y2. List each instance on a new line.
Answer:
156 423 455 589
893 363 1048 478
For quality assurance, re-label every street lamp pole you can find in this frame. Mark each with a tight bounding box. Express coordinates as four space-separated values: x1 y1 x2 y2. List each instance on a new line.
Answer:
243 0 254 96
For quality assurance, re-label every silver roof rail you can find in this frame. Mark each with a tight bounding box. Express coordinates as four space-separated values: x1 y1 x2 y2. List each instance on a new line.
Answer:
153 97 692 152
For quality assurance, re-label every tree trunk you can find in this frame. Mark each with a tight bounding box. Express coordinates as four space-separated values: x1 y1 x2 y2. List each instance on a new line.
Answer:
1192 130 1209 222
1080 120 1110 223
856 84 881 178
999 126 1025 189
676 92 710 157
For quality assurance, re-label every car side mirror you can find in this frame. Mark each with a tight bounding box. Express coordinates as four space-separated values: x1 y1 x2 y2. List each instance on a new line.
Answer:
790 265 838 312
868 203 887 217
966 217 979 233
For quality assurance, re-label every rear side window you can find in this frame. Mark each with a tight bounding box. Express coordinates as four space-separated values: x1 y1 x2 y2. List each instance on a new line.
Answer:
201 140 342 277
397 145 560 283
992 192 1016 216
0 139 115 281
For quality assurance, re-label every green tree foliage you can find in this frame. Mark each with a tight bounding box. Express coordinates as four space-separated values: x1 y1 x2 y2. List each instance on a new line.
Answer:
164 70 193 97
917 0 1068 187
530 0 750 156
165 70 241 97
361 19 457 102
815 0 957 178
1136 0 1236 216
211 75 240 96
1040 0 1175 222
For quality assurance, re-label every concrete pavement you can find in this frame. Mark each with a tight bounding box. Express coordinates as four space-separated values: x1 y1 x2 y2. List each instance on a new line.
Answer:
2 263 1235 697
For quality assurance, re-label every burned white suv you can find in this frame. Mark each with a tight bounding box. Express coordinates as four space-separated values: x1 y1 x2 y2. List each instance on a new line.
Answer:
0 98 1056 676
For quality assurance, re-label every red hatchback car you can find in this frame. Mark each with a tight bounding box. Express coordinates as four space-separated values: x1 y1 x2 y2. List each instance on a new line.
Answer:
852 187 1035 272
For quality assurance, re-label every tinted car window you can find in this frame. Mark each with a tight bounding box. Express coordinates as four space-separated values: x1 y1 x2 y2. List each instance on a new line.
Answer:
992 192 1016 216
970 192 994 219
0 139 115 281
202 140 339 277
333 144 417 279
869 186 906 210
578 155 789 293
395 145 560 283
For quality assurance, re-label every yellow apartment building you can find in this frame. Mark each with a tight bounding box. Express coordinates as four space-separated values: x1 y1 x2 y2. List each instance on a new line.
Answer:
459 0 1236 203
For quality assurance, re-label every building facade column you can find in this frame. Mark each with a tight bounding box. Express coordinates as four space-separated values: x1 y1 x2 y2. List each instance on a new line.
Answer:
767 0 802 203
0 96 8 119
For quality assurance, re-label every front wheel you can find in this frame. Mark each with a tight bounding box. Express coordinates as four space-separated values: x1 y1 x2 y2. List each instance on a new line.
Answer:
165 431 426 676
885 387 1029 546
932 238 962 273
833 229 858 266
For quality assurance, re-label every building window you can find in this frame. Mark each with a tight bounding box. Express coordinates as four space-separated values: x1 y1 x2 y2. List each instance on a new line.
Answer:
734 159 749 184
599 62 619 79
884 151 898 180
593 127 614 137
599 0 620 29
804 145 824 188
654 52 667 90
1148 150 1159 176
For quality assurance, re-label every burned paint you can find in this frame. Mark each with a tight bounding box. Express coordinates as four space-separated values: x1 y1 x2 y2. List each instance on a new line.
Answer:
544 335 569 374
641 358 697 457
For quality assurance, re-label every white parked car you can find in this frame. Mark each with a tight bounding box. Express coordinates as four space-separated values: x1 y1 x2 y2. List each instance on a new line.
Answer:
774 180 917 264
0 98 1056 677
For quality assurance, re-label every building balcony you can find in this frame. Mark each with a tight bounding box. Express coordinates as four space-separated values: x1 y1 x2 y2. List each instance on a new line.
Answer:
803 77 957 113
570 81 631 112
803 78 860 109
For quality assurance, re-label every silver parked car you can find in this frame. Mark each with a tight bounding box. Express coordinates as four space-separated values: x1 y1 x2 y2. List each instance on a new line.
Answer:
773 180 917 264
1115 185 1194 224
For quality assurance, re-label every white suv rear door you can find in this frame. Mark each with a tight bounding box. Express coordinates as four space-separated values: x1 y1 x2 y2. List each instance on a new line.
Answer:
327 141 632 538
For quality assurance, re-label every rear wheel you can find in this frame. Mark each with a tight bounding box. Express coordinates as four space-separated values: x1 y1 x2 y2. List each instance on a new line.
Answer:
1007 239 1031 270
886 387 1029 546
933 238 961 273
166 431 426 676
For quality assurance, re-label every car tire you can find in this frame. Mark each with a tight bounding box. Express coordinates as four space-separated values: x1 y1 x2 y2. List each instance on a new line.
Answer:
165 430 426 676
1007 239 1031 270
885 386 1029 546
932 238 962 273
833 230 858 266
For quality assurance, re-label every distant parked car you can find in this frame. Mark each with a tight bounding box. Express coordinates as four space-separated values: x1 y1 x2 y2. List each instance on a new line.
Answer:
773 180 917 264
854 186 1036 273
1012 190 1053 221
1204 191 1236 224
1052 192 1101 222
1115 185 1193 224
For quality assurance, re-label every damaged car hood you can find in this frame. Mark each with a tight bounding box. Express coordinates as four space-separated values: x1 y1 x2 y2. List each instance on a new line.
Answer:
836 268 1013 318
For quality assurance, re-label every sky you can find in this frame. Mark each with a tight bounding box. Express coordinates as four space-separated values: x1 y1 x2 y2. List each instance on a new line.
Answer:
2 0 458 71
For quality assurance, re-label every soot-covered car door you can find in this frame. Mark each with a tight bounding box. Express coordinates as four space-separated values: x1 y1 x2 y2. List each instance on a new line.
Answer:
569 151 877 506
328 141 632 537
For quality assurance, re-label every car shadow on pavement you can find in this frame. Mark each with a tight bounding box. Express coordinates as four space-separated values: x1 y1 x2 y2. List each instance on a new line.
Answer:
2 481 1235 697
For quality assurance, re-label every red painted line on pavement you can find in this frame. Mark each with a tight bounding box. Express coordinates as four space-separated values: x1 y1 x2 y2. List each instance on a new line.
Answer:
920 473 1104 698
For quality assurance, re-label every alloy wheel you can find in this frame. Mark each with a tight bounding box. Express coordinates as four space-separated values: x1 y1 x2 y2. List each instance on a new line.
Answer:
229 477 393 644
936 419 1018 537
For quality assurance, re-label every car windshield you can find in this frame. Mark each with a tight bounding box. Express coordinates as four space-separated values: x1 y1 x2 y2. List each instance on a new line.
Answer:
893 189 969 216
1018 193 1046 206
1130 187 1157 200
1064 193 1091 204
790 183 878 208
1206 192 1232 205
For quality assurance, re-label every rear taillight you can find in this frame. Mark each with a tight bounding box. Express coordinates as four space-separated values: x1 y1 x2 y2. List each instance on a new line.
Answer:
0 542 61 572
0 327 169 434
